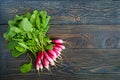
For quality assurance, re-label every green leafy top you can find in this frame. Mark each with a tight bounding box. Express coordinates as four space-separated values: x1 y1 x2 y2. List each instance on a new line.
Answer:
3 10 52 73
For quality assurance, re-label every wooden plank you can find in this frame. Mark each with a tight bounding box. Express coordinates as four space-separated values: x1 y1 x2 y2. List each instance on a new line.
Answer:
1 48 120 80
1 24 120 79
48 25 120 48
1 25 120 48
1 0 120 24
1 74 120 80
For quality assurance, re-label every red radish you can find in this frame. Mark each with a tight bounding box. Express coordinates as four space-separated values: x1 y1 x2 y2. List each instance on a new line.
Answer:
36 61 40 71
39 63 43 71
54 50 61 57
48 50 57 58
47 51 57 61
45 52 56 66
53 46 62 52
35 39 65 72
36 62 43 71
44 52 54 63
37 52 44 64
36 59 43 71
36 52 45 71
50 61 55 66
52 39 64 44
55 44 65 50
43 58 50 70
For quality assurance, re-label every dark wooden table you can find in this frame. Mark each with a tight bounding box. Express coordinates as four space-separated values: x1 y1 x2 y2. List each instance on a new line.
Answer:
1 0 120 80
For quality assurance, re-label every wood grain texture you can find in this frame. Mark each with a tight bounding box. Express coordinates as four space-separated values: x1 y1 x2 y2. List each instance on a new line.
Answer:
1 0 120 24
1 48 120 80
48 25 120 48
1 24 120 80
1 0 120 80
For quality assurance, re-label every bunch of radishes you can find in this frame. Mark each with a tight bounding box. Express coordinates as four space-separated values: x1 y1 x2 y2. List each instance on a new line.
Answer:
36 39 65 72
4 10 66 73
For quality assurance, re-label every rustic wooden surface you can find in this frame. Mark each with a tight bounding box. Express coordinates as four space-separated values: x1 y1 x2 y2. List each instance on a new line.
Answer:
1 0 120 80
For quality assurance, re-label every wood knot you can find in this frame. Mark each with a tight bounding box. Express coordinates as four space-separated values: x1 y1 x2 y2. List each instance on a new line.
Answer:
104 37 118 48
75 16 81 22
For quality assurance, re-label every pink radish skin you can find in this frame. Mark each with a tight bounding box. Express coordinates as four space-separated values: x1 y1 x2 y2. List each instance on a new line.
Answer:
39 63 43 71
48 50 57 58
47 51 55 58
43 58 50 70
36 52 44 71
53 46 62 52
44 52 54 63
36 63 40 71
55 44 65 50
53 50 61 57
37 52 44 64
36 59 43 71
52 39 64 44
47 51 57 61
